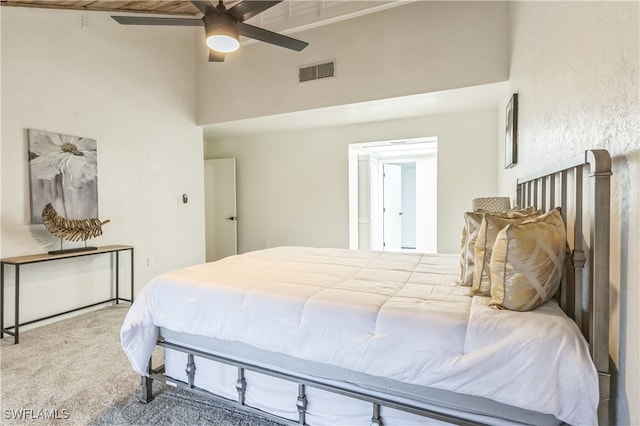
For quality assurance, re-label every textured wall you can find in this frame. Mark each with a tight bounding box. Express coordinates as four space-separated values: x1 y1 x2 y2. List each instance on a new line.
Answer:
1 7 205 321
499 2 639 424
197 1 509 125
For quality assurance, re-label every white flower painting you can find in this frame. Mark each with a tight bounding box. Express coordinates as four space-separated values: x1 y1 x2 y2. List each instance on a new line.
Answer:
28 129 98 224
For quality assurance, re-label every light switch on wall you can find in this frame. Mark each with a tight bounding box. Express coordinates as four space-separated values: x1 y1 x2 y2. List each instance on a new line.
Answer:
177 194 189 206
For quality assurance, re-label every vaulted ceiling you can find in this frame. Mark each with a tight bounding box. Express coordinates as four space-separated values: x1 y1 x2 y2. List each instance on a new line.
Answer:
1 0 506 135
0 1 404 34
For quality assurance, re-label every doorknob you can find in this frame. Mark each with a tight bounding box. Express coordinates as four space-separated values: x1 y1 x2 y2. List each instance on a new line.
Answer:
226 216 237 221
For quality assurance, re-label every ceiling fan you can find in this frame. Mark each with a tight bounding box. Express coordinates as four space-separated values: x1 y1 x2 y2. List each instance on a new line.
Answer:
111 0 308 62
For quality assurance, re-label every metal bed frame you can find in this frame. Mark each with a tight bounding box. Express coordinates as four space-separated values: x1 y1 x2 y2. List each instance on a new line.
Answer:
139 149 612 425
516 149 612 425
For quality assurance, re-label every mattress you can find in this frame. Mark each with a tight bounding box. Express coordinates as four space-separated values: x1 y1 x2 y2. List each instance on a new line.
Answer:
121 246 598 425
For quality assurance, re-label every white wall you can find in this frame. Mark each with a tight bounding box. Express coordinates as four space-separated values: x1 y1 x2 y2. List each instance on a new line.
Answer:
196 1 509 125
205 108 498 255
415 155 438 253
498 2 639 424
1 7 205 324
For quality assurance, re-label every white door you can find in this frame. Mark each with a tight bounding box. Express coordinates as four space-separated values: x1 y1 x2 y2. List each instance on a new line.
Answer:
204 158 237 262
383 164 402 251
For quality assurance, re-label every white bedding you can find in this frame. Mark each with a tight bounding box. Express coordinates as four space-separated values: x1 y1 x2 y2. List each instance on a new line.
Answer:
121 246 598 425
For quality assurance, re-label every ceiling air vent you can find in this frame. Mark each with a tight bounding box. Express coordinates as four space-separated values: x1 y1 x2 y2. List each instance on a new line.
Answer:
299 60 335 83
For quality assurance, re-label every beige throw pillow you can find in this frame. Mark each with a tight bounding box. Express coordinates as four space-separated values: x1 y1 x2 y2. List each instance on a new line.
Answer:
460 208 539 287
459 212 484 286
489 208 566 311
471 211 540 295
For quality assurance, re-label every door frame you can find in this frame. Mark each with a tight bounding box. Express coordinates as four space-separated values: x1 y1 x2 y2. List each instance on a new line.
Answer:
348 137 438 252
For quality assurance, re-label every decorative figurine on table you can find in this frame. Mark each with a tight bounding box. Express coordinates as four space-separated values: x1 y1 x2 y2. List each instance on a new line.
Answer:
41 203 110 255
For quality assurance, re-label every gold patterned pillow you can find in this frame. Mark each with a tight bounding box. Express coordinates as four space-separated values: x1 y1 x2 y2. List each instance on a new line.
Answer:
510 206 537 214
460 208 538 287
471 211 541 295
459 212 484 286
489 208 566 311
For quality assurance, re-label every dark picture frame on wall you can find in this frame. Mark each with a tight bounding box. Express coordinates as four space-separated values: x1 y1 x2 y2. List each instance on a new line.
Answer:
505 93 518 169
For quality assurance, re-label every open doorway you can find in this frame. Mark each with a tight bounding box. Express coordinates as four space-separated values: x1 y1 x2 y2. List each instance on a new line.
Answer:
348 138 438 253
383 162 416 250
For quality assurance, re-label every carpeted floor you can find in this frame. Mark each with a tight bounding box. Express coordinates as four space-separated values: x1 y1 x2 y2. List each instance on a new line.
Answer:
0 305 283 425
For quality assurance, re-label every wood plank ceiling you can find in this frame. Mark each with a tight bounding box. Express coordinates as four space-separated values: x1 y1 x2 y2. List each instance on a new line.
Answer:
0 1 404 35
0 1 204 15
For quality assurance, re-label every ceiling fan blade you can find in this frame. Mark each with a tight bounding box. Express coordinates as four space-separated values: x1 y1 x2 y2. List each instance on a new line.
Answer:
228 0 282 22
111 16 203 26
190 0 215 15
239 23 308 52
209 50 226 62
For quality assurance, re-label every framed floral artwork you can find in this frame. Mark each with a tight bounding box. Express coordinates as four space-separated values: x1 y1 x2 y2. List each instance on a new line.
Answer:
505 93 518 169
28 129 98 224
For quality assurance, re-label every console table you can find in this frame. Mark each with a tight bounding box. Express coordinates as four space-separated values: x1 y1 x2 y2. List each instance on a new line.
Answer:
1 244 134 344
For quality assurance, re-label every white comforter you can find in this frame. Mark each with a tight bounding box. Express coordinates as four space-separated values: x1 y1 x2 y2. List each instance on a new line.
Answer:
121 247 598 425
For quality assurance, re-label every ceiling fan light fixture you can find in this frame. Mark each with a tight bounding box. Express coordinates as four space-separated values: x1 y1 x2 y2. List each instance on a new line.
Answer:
206 34 239 52
205 13 239 53
112 0 308 63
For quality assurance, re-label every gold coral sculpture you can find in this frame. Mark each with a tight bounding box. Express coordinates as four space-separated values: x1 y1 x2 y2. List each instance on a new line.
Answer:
42 203 110 243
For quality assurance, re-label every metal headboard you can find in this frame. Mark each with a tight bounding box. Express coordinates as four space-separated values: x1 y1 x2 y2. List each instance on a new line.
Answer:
516 149 612 425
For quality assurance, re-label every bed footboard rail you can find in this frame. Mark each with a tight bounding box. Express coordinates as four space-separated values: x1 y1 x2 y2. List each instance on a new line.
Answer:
516 149 612 425
142 339 486 426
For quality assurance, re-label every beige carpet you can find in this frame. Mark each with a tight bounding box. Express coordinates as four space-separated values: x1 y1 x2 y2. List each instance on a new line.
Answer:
0 305 283 425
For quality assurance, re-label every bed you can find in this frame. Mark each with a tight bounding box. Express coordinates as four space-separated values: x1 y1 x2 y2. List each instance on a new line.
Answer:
120 149 612 425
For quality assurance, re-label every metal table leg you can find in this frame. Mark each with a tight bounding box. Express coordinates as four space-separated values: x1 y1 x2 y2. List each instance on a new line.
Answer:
15 265 20 344
131 248 135 302
1 263 4 339
116 251 120 304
